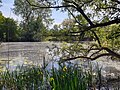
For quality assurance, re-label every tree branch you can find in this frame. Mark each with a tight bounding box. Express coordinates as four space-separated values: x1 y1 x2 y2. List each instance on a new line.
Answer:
26 0 75 9
61 47 120 62
101 47 120 59
26 0 120 29
64 1 101 47
89 48 102 58
26 0 120 62
101 6 120 12
111 0 120 4
27 0 94 26
61 53 111 62
72 18 120 33
76 7 94 26
67 8 82 26
90 30 101 47
64 0 95 27
90 18 120 28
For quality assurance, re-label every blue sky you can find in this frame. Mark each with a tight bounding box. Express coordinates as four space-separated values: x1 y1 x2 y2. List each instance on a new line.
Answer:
0 0 68 24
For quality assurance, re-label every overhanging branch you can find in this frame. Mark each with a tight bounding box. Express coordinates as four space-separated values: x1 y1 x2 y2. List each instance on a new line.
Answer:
25 0 120 62
61 53 111 62
90 18 120 28
111 0 120 4
102 47 120 59
72 18 120 33
61 47 120 62
67 8 82 26
76 7 94 26
101 6 120 12
26 0 75 9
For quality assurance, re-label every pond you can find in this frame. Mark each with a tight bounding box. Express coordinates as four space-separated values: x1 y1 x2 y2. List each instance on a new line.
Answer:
0 42 61 70
0 42 120 89
0 42 120 70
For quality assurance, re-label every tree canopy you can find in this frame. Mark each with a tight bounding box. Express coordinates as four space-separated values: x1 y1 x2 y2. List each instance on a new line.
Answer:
0 13 18 42
13 0 53 41
0 0 120 61
26 0 120 61
13 0 52 26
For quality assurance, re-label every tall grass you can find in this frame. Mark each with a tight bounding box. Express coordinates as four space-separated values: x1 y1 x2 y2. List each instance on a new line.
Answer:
0 65 47 90
0 62 119 90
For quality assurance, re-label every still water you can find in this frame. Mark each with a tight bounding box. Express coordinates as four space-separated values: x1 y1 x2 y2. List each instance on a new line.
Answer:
0 42 120 75
0 42 120 89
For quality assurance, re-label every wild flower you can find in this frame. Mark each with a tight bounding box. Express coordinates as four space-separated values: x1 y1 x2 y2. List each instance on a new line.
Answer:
50 77 54 81
63 66 67 72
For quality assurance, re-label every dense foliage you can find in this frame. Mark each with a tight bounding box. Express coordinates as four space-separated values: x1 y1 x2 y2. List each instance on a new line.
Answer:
0 0 120 57
0 13 18 42
0 0 120 89
13 0 53 41
25 0 120 60
1 63 119 90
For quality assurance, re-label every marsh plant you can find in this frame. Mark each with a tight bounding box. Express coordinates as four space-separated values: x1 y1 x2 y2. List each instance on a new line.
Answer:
0 65 47 90
0 62 119 90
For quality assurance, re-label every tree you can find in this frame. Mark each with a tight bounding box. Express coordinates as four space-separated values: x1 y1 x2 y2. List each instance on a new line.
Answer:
13 0 53 41
3 18 18 42
0 13 18 42
96 24 120 50
26 0 120 61
18 16 47 41
0 12 5 41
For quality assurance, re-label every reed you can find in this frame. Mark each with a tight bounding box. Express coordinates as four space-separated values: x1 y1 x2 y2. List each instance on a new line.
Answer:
0 62 119 90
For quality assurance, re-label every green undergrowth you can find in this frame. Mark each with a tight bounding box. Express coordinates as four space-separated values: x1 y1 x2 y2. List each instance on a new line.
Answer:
0 63 118 90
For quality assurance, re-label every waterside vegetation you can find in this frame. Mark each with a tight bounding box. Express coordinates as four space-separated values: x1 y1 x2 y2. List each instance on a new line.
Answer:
0 62 119 90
